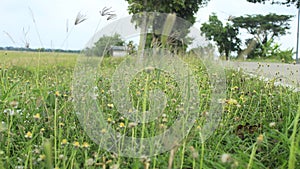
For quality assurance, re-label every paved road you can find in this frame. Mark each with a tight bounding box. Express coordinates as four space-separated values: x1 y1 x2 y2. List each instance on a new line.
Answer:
224 61 300 88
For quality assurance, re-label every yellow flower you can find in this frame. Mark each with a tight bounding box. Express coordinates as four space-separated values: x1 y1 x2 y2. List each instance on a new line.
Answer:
101 128 107 134
33 113 41 120
39 154 46 161
107 117 112 123
25 131 32 139
40 128 45 133
119 122 125 128
107 104 114 108
227 98 238 105
162 118 168 123
59 123 65 127
82 142 90 149
257 134 264 144
231 86 239 90
73 141 80 148
61 139 68 146
55 91 61 97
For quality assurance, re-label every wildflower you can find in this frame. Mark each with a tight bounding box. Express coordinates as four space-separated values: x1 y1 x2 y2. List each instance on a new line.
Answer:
86 158 94 166
9 101 19 108
257 134 264 144
202 111 209 117
101 128 107 134
231 86 239 90
221 153 231 163
226 98 238 105
33 113 41 120
162 117 168 123
107 117 112 123
128 122 137 128
159 124 166 129
40 128 45 133
269 122 276 128
74 12 87 25
100 7 113 16
119 122 125 128
196 125 201 130
110 164 119 169
107 14 117 20
107 104 114 108
82 142 90 149
25 131 33 139
59 123 65 127
61 139 68 146
73 141 80 148
58 154 65 160
38 154 46 161
55 91 61 97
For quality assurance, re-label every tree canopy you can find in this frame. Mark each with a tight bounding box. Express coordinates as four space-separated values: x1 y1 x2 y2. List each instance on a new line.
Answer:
85 34 125 56
125 0 210 24
200 14 241 60
125 0 210 52
246 0 299 8
232 13 293 57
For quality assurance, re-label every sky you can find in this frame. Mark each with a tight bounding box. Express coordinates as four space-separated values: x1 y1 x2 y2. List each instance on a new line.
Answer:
0 0 298 52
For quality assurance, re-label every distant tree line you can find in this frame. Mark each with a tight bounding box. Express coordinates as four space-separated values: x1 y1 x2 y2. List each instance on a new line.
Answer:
0 46 81 53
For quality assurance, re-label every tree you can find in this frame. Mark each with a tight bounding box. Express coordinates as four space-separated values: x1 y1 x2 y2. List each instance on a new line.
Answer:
125 0 210 52
232 13 293 58
85 34 125 56
200 14 241 60
127 40 137 55
246 0 299 8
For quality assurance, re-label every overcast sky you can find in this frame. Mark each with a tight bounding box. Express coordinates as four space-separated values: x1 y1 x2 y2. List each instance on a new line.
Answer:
0 0 298 51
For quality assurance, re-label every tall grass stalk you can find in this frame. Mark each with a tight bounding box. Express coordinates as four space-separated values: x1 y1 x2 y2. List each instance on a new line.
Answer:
247 143 257 169
288 103 300 169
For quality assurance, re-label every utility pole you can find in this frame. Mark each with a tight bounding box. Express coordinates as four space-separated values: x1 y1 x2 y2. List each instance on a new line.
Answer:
297 7 300 63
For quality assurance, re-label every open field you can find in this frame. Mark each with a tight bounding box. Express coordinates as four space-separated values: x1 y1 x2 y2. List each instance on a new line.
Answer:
0 51 300 169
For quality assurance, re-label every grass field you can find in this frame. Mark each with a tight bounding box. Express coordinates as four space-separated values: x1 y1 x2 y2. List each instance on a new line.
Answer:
0 51 299 169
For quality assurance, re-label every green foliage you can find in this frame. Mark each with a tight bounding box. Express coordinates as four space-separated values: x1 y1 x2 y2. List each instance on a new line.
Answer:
233 13 293 58
200 13 241 60
126 40 136 55
125 0 210 52
244 38 294 62
246 0 299 8
85 34 125 57
125 0 209 24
